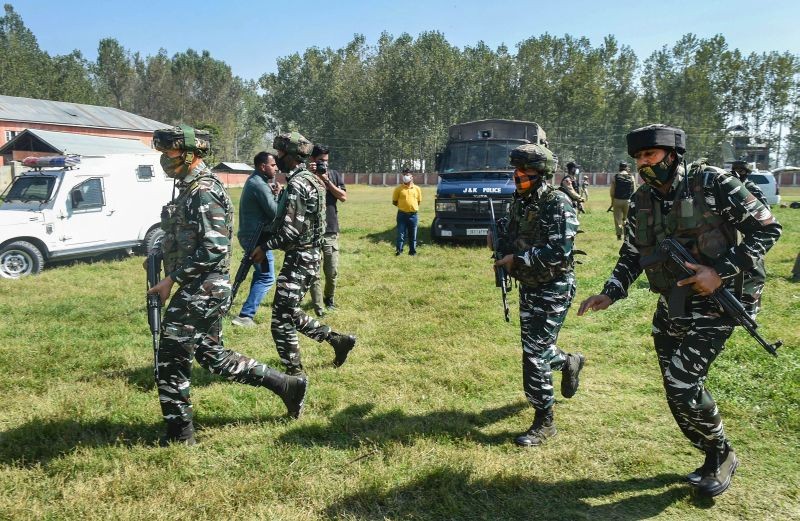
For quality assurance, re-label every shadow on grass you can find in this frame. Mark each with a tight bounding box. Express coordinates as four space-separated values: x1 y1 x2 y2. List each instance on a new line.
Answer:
0 411 289 466
280 402 527 448
118 364 239 392
364 226 433 248
325 467 699 520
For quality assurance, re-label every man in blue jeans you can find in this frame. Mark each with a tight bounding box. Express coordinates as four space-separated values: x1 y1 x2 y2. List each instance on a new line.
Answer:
392 169 422 256
232 151 281 327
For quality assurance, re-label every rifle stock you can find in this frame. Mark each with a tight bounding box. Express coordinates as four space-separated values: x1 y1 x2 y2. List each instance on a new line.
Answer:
658 238 781 357
488 198 511 322
230 222 267 306
146 252 163 376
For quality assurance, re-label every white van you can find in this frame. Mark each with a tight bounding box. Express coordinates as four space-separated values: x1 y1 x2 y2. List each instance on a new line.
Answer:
748 171 780 206
0 153 172 278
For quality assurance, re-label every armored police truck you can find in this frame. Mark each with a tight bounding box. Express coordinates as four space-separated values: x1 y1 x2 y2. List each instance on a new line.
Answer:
432 119 547 242
0 153 172 278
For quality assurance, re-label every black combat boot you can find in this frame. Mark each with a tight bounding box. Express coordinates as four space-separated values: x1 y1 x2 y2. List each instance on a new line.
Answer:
328 332 357 367
561 352 585 399
159 421 196 447
515 408 557 447
696 443 739 497
687 448 718 486
284 365 306 377
262 369 308 419
324 296 336 310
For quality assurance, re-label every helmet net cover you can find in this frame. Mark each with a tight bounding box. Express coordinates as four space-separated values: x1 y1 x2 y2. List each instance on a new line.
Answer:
509 144 555 178
152 125 211 156
272 131 313 159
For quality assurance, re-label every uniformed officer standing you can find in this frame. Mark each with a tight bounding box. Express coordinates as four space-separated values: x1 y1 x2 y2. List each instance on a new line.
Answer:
578 124 782 497
559 161 585 213
148 126 307 446
251 132 356 376
493 143 585 447
609 161 637 240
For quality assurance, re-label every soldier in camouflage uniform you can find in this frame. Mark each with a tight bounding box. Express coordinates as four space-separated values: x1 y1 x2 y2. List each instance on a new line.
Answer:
578 124 782 497
493 143 586 447
250 132 356 376
147 125 307 446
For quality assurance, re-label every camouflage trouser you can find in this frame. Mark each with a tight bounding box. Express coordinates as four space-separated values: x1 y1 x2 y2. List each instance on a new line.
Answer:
519 273 576 411
309 233 339 311
157 275 279 427
272 248 332 372
651 295 733 452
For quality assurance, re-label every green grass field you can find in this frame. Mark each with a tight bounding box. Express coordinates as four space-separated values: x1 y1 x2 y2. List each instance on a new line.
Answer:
0 185 798 520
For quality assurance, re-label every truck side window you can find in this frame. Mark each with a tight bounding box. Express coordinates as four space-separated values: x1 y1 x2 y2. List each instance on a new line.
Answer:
137 165 154 181
72 178 104 209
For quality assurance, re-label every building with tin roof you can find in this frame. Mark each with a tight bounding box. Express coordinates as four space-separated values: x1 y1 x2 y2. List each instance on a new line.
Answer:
0 95 167 166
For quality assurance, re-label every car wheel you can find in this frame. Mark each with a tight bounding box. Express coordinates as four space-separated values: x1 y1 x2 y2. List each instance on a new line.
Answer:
143 227 165 255
0 241 45 279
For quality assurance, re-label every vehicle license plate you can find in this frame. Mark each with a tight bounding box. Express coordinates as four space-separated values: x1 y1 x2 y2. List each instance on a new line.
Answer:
467 228 488 236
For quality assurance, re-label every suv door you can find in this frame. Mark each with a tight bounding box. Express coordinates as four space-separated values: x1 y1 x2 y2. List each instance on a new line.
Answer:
60 177 112 247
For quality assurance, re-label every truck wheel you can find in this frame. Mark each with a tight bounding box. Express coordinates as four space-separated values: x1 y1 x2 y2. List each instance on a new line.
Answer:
143 227 164 255
0 241 44 279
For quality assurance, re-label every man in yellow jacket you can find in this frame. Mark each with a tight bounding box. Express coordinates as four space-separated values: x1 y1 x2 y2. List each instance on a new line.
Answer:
392 169 422 256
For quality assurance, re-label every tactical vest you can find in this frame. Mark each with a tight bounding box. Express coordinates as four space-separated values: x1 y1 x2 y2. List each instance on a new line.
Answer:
613 173 634 200
506 186 574 287
272 168 326 250
160 172 234 276
634 162 737 295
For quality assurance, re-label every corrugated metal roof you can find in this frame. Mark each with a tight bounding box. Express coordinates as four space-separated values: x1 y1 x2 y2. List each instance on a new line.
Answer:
0 95 167 131
212 162 252 172
0 129 154 155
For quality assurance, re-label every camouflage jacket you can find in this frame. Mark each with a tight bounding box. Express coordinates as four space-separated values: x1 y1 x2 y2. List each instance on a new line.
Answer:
158 163 234 285
263 166 326 252
503 182 579 286
601 164 781 304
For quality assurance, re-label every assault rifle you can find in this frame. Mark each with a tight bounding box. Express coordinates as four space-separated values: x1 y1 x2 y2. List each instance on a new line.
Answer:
231 222 266 305
488 198 512 322
645 238 781 357
146 252 163 374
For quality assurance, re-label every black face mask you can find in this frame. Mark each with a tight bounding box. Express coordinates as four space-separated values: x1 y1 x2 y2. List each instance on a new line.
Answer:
275 154 291 173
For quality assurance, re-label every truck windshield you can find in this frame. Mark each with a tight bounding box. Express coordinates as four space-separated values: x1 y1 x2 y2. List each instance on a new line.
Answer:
441 140 520 173
2 176 57 203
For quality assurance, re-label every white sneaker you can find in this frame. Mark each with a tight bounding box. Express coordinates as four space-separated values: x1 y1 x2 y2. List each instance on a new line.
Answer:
231 316 256 327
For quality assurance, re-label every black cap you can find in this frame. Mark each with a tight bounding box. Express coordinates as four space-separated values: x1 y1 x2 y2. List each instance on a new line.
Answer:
618 161 629 170
626 124 686 157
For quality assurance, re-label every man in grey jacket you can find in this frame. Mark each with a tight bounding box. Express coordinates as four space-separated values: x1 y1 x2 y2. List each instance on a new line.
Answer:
232 151 281 327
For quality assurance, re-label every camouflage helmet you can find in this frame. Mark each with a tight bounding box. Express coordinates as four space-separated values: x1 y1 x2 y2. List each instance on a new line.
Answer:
626 124 686 157
731 159 752 173
509 143 555 178
272 131 313 159
152 125 211 157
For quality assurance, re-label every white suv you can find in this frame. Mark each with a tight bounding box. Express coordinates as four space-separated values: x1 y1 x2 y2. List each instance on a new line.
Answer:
748 171 780 206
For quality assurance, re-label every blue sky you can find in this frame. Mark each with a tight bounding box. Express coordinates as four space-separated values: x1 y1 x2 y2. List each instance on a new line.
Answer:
13 0 800 81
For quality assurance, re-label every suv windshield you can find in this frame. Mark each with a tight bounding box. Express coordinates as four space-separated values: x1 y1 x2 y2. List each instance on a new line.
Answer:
748 174 768 184
2 176 57 203
441 140 522 173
